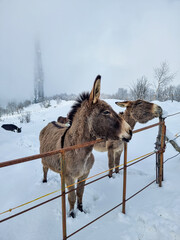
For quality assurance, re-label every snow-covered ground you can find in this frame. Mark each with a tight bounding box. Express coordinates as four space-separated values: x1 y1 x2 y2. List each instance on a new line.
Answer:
0 99 180 240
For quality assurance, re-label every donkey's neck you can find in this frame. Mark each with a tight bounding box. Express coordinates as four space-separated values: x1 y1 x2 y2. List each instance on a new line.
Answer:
123 110 137 130
64 102 95 152
68 120 94 145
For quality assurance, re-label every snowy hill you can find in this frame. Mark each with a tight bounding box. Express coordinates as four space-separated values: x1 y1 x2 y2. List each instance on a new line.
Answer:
0 99 180 240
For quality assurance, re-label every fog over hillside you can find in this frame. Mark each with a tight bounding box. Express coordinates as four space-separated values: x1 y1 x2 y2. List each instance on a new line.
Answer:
0 0 180 105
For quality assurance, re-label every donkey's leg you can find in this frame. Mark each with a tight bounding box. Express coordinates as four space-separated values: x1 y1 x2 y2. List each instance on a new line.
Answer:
115 150 123 174
65 176 76 218
77 171 90 212
42 165 49 183
108 148 115 178
77 153 94 212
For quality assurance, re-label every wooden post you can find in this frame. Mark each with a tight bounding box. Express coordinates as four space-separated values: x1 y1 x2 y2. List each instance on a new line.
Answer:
159 120 166 187
122 143 127 214
155 118 166 186
61 152 67 240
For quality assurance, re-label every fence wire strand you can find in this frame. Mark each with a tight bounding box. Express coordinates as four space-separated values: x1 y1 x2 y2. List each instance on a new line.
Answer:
165 111 180 119
66 179 156 239
0 151 156 217
164 152 180 164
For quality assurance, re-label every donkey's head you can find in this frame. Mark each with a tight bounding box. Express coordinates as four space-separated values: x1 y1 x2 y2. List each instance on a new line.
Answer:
78 75 132 142
116 99 162 124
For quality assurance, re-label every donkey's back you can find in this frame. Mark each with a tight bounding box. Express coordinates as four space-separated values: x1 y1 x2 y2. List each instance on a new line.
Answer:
40 122 68 174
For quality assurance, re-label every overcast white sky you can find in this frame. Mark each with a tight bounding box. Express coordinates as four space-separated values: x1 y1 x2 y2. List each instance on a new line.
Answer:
0 0 180 105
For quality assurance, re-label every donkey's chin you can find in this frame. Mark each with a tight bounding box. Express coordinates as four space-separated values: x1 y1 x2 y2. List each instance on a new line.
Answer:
120 135 132 142
122 137 130 143
104 136 120 141
120 130 132 142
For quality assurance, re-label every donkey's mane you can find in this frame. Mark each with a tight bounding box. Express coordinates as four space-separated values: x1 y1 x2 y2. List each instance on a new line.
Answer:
68 92 90 125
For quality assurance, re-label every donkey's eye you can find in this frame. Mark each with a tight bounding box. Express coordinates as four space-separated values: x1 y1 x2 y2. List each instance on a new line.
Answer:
136 101 142 106
103 110 111 115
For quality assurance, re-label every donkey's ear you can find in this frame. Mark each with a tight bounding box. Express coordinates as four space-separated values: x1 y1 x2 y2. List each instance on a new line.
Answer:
115 101 131 108
89 75 101 104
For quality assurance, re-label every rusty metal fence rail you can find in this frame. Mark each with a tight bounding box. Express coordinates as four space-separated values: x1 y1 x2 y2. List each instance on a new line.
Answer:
0 120 166 240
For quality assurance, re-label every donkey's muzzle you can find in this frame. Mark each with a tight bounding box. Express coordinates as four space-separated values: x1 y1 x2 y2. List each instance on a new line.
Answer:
122 129 132 142
154 105 163 117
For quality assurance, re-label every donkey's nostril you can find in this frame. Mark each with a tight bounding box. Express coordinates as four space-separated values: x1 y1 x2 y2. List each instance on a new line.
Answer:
129 130 132 136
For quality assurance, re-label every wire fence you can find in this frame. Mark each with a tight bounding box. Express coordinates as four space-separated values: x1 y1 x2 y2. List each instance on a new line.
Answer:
0 123 163 217
0 150 158 220
0 115 179 239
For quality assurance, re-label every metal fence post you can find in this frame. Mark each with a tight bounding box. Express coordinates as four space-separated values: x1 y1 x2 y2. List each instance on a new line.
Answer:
122 143 127 214
159 119 166 187
162 121 166 181
61 152 67 240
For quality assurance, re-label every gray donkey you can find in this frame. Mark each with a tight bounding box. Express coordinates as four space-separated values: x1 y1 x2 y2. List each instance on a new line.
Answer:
94 99 162 177
39 75 132 218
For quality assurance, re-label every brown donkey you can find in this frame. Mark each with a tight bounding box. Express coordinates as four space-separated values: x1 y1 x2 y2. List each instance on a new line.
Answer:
94 99 162 177
39 75 132 218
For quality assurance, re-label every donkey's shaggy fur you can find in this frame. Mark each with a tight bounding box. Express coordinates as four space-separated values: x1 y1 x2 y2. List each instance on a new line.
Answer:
94 99 162 177
39 76 132 217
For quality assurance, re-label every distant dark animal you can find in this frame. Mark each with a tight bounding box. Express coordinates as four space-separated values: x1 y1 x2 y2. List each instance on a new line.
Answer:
39 75 132 218
1 124 22 133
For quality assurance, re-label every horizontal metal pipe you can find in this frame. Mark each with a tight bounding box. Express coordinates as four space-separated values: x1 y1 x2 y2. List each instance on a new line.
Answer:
132 122 162 134
0 139 103 168
0 122 161 168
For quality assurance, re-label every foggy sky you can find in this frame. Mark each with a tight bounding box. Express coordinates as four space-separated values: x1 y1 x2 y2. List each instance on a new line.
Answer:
0 0 180 106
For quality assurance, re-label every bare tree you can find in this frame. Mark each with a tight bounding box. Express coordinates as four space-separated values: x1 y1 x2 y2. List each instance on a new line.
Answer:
130 76 150 100
0 106 5 120
147 88 156 101
154 61 175 101
6 102 18 115
113 88 128 100
17 102 24 113
23 100 31 108
174 85 180 102
19 112 31 123
161 85 175 102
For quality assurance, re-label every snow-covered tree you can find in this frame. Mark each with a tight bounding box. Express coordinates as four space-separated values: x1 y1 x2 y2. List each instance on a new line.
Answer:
174 85 180 102
130 76 150 100
112 88 128 100
154 61 175 101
